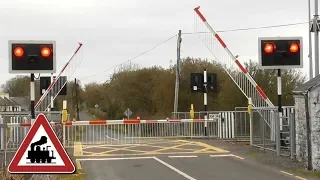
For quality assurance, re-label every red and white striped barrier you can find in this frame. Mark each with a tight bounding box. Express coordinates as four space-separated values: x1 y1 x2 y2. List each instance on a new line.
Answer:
7 119 207 127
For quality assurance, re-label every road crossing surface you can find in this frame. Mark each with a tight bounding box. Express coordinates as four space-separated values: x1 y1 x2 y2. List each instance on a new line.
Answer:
73 112 308 180
76 155 296 180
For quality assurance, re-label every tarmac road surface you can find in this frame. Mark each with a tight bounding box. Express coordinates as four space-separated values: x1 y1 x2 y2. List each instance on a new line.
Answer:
77 155 296 180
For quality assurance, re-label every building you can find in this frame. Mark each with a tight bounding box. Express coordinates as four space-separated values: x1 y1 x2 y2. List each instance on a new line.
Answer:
10 96 30 111
0 93 21 112
292 75 320 171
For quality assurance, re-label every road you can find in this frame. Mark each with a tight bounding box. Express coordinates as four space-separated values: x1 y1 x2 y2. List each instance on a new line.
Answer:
74 112 308 180
77 155 295 180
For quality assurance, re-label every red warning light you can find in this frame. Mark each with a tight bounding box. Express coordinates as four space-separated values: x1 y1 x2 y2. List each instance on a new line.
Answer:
264 43 275 53
41 47 51 57
289 43 299 53
14 47 24 57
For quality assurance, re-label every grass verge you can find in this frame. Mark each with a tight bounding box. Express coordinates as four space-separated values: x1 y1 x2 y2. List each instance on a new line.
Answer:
292 168 320 178
56 169 87 180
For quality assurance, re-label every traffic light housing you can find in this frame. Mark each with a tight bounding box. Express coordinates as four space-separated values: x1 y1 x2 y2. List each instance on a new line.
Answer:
207 73 217 92
258 37 303 69
8 40 56 73
190 72 217 92
190 73 203 92
40 76 67 96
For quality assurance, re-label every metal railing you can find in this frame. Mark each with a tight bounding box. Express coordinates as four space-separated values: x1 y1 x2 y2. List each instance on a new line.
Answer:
250 106 296 158
0 111 66 151
62 119 220 147
0 107 297 159
172 109 250 140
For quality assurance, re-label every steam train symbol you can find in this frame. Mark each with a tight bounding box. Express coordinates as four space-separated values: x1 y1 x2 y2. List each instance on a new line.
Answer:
26 136 56 163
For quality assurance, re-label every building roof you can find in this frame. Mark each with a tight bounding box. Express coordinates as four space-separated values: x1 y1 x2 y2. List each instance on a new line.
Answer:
1 97 15 106
293 74 320 93
0 97 7 106
10 96 29 107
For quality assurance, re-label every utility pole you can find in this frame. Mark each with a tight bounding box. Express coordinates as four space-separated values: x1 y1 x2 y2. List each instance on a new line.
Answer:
314 0 319 76
74 78 80 121
309 0 314 80
173 30 182 119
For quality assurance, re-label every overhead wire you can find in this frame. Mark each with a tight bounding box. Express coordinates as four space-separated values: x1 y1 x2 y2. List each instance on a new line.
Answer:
80 21 308 81
80 34 178 80
183 21 308 34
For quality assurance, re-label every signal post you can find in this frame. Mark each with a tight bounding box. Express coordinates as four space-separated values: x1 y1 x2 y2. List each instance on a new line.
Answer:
8 40 56 124
190 71 217 136
258 36 303 155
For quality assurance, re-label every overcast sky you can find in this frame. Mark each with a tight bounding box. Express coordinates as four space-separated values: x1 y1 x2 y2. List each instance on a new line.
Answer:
0 0 313 87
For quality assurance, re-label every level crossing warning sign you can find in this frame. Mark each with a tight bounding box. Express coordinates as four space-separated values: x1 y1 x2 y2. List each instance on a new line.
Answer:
8 114 75 174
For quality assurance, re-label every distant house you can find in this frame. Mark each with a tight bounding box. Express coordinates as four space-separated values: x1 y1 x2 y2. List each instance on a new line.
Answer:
10 96 30 111
0 93 31 112
0 93 21 112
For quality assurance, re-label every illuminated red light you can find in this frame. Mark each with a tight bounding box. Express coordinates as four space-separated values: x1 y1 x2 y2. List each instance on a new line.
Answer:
41 47 51 57
14 47 24 57
289 43 299 53
264 43 275 53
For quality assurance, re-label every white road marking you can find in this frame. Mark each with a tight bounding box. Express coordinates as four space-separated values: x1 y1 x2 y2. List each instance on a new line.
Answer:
280 171 294 176
209 154 234 157
106 135 119 141
295 176 307 180
97 144 141 147
153 157 197 180
77 156 154 161
168 155 198 158
231 154 245 160
209 154 245 160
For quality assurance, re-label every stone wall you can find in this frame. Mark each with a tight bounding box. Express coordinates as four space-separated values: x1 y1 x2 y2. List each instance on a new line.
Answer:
294 88 320 171
308 87 320 170
294 95 308 164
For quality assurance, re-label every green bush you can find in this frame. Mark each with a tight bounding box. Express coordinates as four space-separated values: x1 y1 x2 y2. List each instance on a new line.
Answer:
87 108 106 120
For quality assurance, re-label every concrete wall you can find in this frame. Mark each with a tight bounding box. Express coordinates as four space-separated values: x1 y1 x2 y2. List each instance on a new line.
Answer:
294 87 320 170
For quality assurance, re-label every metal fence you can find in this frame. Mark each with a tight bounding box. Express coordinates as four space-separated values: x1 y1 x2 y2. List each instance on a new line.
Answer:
63 119 219 147
0 107 297 158
0 111 66 151
172 109 250 140
251 106 296 159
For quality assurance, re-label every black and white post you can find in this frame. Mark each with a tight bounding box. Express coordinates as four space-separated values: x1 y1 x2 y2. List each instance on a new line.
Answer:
203 69 208 136
30 73 35 124
276 69 282 155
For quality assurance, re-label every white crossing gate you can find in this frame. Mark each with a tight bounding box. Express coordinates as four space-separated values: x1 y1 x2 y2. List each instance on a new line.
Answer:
35 43 83 111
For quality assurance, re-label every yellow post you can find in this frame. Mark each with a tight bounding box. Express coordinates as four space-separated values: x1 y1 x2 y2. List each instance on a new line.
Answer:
62 100 68 123
190 104 194 137
248 98 253 115
248 97 253 146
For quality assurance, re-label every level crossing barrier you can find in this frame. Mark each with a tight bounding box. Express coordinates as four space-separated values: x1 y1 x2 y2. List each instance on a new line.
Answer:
1 107 297 160
2 110 249 150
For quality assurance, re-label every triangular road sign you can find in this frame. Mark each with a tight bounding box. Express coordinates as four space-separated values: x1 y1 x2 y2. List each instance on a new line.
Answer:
8 113 75 174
